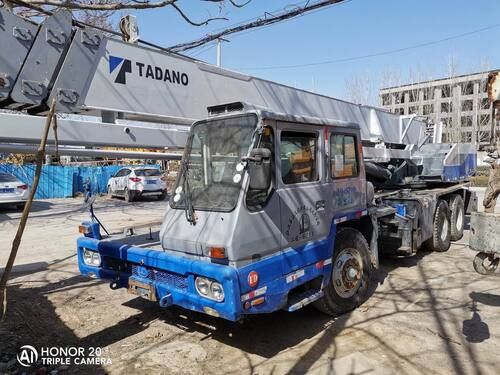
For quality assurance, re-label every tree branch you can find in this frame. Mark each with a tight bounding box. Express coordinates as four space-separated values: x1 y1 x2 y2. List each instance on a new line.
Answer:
201 0 252 8
9 0 244 27
171 2 227 26
18 0 177 11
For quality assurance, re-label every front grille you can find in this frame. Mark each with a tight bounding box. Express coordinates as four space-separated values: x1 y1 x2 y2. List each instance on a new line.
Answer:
131 265 188 291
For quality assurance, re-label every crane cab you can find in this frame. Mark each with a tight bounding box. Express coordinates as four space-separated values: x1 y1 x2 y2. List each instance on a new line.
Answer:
160 103 368 269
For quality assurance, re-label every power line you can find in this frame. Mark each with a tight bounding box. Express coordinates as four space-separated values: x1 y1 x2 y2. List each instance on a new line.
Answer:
167 0 349 52
176 0 327 55
236 22 500 71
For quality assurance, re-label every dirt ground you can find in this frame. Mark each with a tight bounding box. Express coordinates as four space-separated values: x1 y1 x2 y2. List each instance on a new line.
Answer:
1 191 499 375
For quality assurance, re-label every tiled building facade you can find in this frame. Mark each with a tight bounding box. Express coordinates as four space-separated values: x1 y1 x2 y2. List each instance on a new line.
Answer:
380 71 498 149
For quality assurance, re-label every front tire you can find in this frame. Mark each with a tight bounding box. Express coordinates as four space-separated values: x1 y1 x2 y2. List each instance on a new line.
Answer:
314 227 373 316
107 185 113 198
424 199 451 252
449 195 464 241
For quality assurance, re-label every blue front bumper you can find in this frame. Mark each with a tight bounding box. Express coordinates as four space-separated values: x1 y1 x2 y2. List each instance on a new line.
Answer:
77 227 335 321
77 236 242 321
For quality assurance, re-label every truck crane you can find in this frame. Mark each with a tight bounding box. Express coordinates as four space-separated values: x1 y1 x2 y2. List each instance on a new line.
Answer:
0 9 477 320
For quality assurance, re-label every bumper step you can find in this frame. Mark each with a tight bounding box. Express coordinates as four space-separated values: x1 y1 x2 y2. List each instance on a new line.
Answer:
287 289 324 312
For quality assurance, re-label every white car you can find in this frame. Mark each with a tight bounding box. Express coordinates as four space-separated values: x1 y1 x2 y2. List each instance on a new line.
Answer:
107 167 167 202
0 172 30 209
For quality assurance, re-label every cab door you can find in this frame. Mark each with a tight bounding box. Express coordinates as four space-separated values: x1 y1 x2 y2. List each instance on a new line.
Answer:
327 128 366 216
276 123 330 255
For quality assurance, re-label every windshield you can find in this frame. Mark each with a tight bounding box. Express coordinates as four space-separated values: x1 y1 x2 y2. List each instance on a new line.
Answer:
171 114 257 212
135 169 161 177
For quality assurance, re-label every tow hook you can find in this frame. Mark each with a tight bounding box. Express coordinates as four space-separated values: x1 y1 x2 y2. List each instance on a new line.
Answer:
159 293 173 307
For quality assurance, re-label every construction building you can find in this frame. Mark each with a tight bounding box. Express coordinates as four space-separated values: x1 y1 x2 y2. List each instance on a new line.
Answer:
380 71 499 149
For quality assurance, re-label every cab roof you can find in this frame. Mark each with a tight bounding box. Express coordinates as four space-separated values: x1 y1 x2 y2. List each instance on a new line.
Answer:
207 101 360 129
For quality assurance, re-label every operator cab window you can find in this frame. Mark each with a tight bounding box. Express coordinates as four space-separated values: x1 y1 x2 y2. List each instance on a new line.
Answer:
330 134 359 178
280 131 318 184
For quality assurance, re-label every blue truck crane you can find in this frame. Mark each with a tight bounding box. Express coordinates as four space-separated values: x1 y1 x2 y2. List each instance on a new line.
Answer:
0 9 477 321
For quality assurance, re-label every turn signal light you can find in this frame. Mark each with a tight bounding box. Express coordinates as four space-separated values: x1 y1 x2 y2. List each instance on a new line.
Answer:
251 297 265 306
209 246 226 259
79 225 90 234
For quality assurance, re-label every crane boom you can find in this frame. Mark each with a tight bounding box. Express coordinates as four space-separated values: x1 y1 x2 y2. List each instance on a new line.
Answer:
0 8 427 154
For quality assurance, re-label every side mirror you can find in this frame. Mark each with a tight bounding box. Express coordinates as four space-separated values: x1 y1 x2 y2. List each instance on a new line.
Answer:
247 148 272 190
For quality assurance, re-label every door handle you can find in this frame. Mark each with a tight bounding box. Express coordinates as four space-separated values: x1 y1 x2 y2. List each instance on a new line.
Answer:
316 200 326 210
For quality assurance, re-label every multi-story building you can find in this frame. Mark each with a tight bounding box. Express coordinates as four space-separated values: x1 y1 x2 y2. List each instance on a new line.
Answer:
380 71 498 149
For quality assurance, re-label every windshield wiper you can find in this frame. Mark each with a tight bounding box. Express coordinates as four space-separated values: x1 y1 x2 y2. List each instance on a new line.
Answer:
181 161 197 225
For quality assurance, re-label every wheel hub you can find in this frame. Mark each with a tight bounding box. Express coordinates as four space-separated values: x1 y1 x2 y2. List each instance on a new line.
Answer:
441 216 449 242
456 207 463 232
332 249 363 298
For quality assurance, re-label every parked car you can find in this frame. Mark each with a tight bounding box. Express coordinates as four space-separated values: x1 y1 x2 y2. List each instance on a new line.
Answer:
0 173 29 209
107 167 167 202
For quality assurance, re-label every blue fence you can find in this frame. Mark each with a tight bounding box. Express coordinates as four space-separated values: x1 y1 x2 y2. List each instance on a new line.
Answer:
0 164 159 199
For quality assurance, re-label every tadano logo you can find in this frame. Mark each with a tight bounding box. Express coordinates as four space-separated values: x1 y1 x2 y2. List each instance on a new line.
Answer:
108 55 189 86
17 345 38 367
109 55 132 84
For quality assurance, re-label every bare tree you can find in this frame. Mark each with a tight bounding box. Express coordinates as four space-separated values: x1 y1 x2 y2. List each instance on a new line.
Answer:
0 0 252 27
343 71 376 106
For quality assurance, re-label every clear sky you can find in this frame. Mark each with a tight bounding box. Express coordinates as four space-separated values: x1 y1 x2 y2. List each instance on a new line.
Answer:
131 0 500 105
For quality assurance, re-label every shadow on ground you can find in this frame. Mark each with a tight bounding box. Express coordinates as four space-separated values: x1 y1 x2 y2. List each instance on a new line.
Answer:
0 240 495 374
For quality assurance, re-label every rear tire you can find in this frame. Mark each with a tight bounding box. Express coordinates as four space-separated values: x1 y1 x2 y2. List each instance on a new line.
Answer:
449 195 464 241
314 227 373 316
158 192 167 201
124 188 134 202
424 200 451 252
16 203 26 210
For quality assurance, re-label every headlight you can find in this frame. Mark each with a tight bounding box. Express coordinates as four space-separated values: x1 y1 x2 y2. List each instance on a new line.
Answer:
195 277 210 296
210 282 224 302
83 249 101 266
195 277 224 302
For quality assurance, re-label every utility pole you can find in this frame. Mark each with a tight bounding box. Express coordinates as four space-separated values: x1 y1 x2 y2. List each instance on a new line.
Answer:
216 38 229 67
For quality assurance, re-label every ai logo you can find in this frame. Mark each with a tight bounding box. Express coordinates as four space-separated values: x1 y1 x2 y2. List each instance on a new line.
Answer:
17 345 38 367
109 55 131 84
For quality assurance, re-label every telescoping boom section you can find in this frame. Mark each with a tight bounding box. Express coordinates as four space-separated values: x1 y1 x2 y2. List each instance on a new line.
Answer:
78 108 476 321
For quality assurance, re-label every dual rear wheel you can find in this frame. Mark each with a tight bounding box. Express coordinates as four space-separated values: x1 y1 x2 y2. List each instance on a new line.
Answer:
425 195 464 252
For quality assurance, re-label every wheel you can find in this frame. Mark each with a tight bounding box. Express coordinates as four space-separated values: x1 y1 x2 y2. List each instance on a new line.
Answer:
314 227 373 316
107 185 113 198
424 199 451 252
449 194 464 241
124 188 134 202
473 252 499 275
158 192 167 201
16 203 26 210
